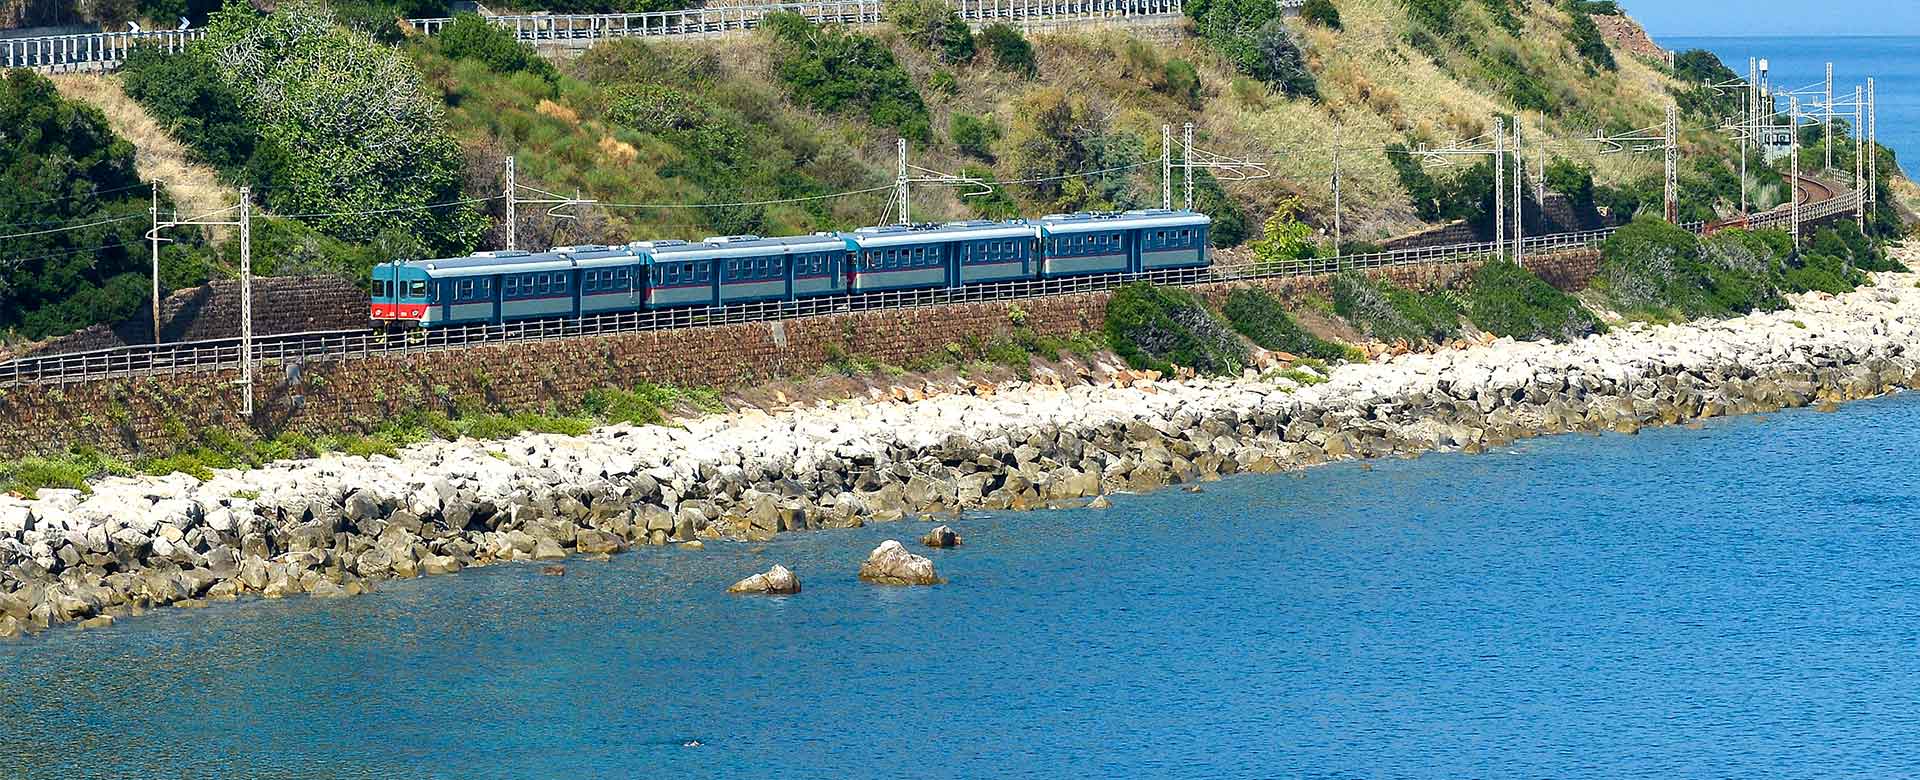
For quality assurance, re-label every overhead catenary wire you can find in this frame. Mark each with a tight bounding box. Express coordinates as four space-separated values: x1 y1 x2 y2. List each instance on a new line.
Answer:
0 213 147 241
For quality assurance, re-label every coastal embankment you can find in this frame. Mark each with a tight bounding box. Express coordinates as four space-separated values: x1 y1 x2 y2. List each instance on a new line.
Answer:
5 267 1920 636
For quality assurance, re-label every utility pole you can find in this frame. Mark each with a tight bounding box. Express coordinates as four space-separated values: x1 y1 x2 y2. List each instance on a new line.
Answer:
1332 128 1342 264
149 182 161 343
1790 95 1801 247
149 189 254 416
1161 124 1172 211
895 138 911 225
1857 84 1867 232
238 185 253 418
1868 77 1878 231
1749 57 1759 154
1182 122 1195 212
504 155 517 250
1493 116 1505 264
1664 103 1679 223
1513 121 1524 266
1824 62 1834 172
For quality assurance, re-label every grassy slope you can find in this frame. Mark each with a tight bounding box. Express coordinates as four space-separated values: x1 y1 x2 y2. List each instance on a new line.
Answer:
407 0 1705 247
48 74 237 236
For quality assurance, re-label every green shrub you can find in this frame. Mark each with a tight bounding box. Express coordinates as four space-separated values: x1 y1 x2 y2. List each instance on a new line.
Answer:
122 46 257 171
1564 9 1617 72
1480 0 1522 34
979 23 1038 77
1544 158 1596 211
889 0 976 64
1193 169 1249 247
1331 272 1461 344
1467 260 1604 342
1598 217 1788 319
1221 288 1350 361
0 70 165 339
951 113 1002 160
435 12 556 78
1301 0 1342 29
1194 0 1317 98
765 12 932 141
1401 0 1461 31
1104 283 1250 375
1160 58 1204 109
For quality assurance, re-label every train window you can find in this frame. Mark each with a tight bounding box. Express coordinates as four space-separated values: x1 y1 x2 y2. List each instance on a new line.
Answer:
1112 233 1122 245
407 280 427 298
458 280 473 299
373 280 388 298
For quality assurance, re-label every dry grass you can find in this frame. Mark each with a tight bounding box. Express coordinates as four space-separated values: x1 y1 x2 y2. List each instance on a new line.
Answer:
49 73 235 238
536 98 579 123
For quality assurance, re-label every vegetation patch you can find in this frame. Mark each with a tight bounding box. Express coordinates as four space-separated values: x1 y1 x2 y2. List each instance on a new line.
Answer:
1220 288 1352 362
1465 260 1604 342
1331 271 1461 345
765 12 932 142
1105 283 1250 376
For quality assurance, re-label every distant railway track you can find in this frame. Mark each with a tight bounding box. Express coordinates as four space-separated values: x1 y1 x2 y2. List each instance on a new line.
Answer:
0 0 1201 72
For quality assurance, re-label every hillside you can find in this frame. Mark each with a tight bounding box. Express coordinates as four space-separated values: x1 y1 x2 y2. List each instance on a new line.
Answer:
0 0 1908 346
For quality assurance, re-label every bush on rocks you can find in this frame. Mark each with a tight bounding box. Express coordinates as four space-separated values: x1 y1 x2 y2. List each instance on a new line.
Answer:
1105 283 1251 376
1220 288 1352 361
1599 217 1791 321
1465 260 1605 343
1331 272 1461 345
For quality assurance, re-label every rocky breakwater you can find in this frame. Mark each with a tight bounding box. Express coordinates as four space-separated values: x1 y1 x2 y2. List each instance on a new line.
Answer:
4 273 1920 636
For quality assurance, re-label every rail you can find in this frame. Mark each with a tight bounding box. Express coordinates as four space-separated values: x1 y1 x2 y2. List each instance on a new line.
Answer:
3 0 1189 71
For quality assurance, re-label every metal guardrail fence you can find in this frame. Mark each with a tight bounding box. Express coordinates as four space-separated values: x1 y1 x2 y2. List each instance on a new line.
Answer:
2 0 1189 71
0 27 198 72
0 218 1670 388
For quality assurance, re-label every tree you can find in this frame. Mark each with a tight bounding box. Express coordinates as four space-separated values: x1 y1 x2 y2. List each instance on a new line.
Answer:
198 0 484 255
0 71 164 339
1564 10 1617 72
765 12 932 142
951 113 1001 161
1250 197 1317 270
1003 88 1145 212
435 13 557 78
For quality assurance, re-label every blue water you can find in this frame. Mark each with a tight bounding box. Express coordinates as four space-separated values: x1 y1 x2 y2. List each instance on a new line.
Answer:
1667 35 1920 168
5 392 1920 778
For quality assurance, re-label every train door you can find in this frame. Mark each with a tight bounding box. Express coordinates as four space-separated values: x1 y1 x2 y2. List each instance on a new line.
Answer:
1127 228 1144 274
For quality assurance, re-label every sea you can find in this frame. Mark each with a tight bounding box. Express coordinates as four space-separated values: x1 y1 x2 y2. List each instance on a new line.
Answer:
1667 35 1920 166
3 34 1920 780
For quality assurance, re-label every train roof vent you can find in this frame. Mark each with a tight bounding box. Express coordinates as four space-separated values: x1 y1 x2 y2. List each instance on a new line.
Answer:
854 225 912 235
702 234 763 244
554 244 611 253
1123 208 1176 216
629 239 690 249
472 250 533 259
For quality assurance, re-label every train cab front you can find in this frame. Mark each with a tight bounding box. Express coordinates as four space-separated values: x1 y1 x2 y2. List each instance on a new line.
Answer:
371 263 430 330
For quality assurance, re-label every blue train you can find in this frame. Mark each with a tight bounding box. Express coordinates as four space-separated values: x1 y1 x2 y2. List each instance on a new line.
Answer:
369 209 1212 328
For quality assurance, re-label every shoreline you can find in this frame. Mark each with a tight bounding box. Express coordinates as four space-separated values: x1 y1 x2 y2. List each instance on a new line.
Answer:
5 270 1920 637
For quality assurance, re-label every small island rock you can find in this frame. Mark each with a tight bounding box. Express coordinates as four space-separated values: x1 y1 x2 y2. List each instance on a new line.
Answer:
920 525 963 548
859 540 942 586
728 564 801 595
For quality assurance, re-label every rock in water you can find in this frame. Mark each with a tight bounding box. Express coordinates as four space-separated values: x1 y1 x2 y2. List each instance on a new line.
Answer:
859 540 942 586
728 564 801 595
920 525 963 549
1088 495 1114 509
76 615 114 630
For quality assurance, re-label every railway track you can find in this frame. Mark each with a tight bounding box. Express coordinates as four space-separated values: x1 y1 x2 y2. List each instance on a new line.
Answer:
0 224 1658 388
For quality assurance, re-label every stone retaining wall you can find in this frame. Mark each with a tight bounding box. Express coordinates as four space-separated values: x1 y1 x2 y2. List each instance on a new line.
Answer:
0 250 1603 460
24 276 367 358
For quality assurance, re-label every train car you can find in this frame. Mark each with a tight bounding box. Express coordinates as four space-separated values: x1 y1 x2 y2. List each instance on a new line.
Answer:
844 220 1038 293
1036 209 1211 278
635 233 849 309
563 244 646 316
